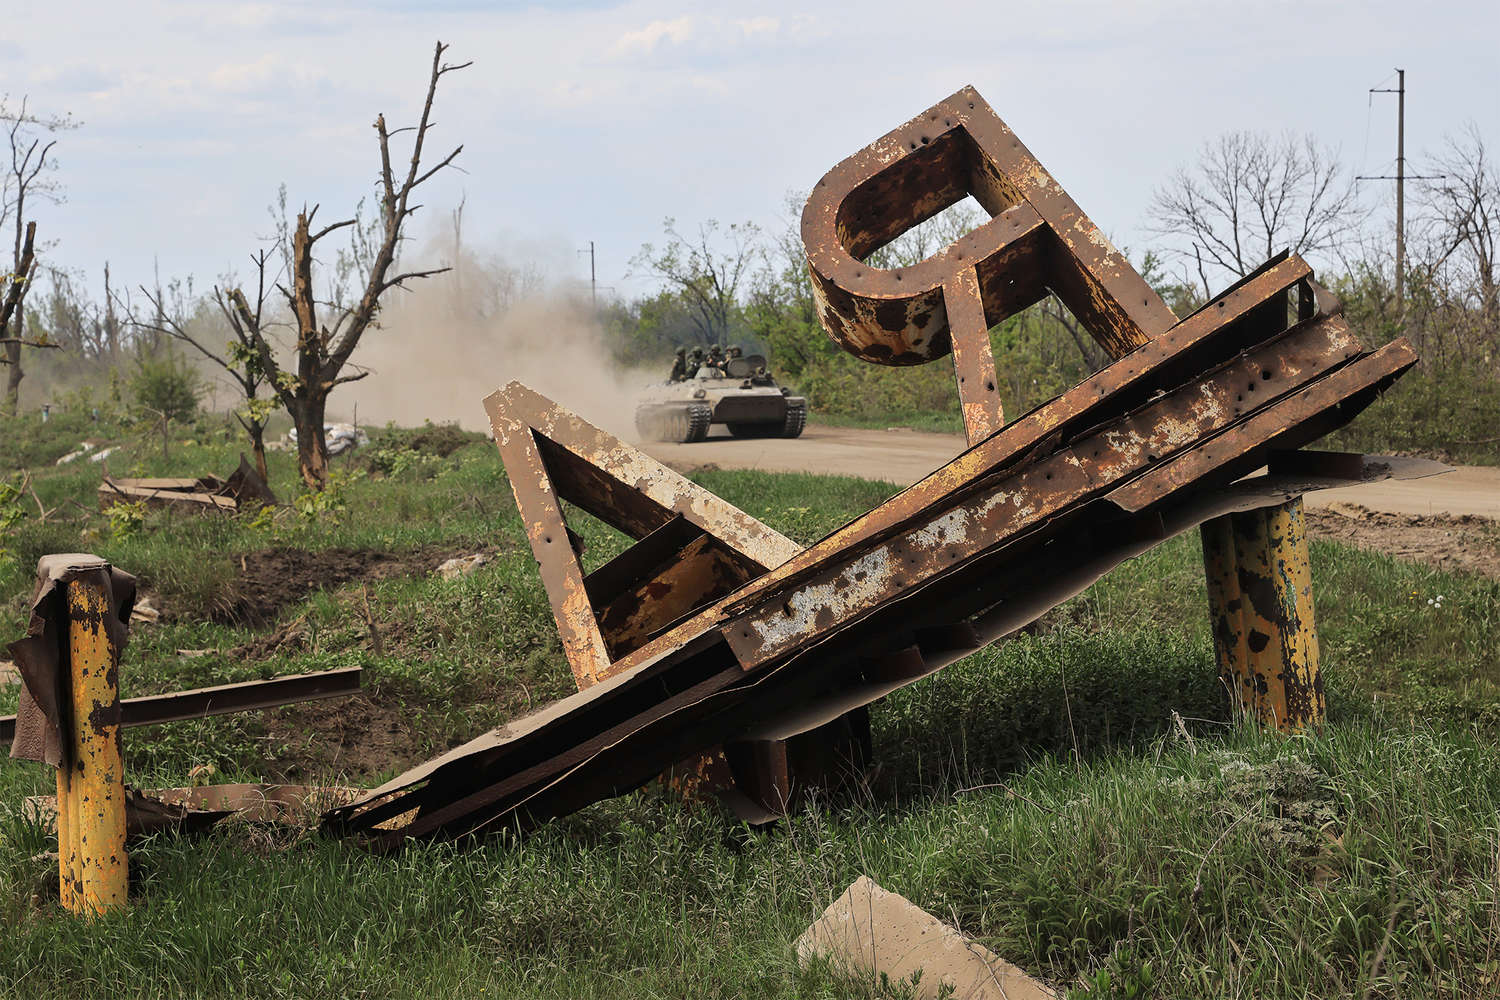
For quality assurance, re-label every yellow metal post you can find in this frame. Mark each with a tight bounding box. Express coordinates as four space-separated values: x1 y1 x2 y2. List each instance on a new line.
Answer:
64 577 127 915
1200 515 1249 713
1221 499 1324 731
54 768 77 909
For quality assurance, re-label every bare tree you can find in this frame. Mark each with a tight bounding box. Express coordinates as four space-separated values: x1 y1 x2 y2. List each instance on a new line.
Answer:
218 42 469 489
1416 124 1499 318
132 262 276 479
0 223 56 368
1 97 78 415
1148 131 1359 298
631 218 761 347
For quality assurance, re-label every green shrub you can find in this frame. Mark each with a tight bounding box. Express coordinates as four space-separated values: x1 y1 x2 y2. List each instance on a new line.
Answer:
1324 362 1500 465
129 353 200 424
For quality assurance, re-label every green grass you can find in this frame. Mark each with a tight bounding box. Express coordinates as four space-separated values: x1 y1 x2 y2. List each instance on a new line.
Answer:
0 413 1497 997
810 410 965 435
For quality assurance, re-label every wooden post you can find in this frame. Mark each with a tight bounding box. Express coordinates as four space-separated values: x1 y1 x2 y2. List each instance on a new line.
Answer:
1203 499 1324 731
63 577 127 915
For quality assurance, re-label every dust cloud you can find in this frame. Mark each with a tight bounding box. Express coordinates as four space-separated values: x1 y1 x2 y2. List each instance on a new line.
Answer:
334 252 658 439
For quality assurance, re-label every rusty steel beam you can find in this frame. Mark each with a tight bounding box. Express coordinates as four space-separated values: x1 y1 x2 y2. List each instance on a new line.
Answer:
1 668 363 744
486 380 800 690
325 354 1414 847
322 87 1421 847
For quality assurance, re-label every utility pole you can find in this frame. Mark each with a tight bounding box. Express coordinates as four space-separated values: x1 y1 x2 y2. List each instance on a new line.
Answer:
578 241 596 308
1360 69 1440 323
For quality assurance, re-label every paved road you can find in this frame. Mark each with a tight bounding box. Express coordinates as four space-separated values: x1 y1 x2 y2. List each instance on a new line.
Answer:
641 424 1500 519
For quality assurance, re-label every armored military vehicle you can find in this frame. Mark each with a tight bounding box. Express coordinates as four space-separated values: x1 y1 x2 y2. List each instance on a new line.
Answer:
635 354 807 443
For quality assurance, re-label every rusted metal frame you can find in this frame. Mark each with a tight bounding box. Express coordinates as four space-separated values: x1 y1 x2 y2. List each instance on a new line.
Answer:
582 515 703 606
484 380 801 689
719 318 1366 669
1107 339 1418 511
347 654 750 845
802 87 1175 366
491 414 613 687
328 626 752 838
329 374 1419 844
944 265 1006 444
1 668 363 744
603 260 1320 681
328 446 1399 844
486 381 800 569
351 287 1362 839
596 534 757 660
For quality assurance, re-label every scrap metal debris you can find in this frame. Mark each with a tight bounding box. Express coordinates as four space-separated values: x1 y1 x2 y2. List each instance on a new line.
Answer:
2 667 363 745
25 784 366 840
98 454 276 514
323 87 1422 847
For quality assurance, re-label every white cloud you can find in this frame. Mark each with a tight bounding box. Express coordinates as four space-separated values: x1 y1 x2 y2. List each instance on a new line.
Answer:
734 16 779 39
611 16 695 55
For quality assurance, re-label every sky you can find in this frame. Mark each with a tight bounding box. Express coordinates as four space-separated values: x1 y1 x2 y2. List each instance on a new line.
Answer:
3 0 1498 303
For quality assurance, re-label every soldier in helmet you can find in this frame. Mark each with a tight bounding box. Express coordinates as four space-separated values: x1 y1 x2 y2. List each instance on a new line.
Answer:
727 345 744 360
669 347 688 382
706 344 725 372
687 346 705 376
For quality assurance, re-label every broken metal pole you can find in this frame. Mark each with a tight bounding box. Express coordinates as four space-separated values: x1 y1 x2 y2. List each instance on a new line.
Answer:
63 576 127 915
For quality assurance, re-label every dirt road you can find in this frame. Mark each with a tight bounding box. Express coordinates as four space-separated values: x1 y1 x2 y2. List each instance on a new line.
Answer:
642 424 1499 519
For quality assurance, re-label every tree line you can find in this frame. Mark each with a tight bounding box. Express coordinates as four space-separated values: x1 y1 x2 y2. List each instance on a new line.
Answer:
4 67 1497 485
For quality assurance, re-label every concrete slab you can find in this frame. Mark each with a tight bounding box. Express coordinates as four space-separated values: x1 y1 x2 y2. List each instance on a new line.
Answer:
795 876 1057 999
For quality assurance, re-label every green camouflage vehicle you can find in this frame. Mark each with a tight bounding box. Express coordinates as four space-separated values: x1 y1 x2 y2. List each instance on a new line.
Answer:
635 354 807 443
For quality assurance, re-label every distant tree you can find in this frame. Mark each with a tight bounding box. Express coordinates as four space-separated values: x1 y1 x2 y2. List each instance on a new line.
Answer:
630 218 761 349
1148 131 1358 298
1416 124 1499 319
134 265 276 479
1 97 78 415
217 42 469 489
130 351 199 460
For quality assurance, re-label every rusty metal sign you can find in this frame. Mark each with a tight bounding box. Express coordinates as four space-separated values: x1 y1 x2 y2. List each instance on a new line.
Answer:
324 88 1420 847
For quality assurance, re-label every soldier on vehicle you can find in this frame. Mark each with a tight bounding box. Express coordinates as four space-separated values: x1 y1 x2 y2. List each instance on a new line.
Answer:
727 345 744 360
687 346 705 376
669 347 688 382
706 344 725 372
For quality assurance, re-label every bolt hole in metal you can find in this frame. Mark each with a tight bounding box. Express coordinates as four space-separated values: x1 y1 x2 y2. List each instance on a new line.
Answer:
1261 369 1272 380
985 380 995 392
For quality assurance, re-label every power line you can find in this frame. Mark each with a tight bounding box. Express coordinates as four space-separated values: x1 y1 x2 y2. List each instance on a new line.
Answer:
1355 69 1442 321
577 240 596 308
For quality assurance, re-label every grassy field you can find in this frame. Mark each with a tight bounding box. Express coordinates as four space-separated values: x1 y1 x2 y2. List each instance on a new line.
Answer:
1 410 1498 998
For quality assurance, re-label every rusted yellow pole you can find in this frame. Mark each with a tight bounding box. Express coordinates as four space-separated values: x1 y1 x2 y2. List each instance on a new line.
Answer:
1224 499 1324 731
64 577 127 915
54 768 77 909
1200 515 1249 713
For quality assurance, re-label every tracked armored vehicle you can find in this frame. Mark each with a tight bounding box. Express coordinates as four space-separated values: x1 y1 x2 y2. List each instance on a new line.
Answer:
635 354 807 443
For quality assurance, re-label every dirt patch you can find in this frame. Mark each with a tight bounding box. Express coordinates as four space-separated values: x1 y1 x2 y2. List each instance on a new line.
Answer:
211 543 496 628
259 692 427 783
1307 503 1500 581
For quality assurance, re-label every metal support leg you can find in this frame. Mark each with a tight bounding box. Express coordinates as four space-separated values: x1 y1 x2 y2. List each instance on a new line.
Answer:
1203 499 1324 731
64 577 127 915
